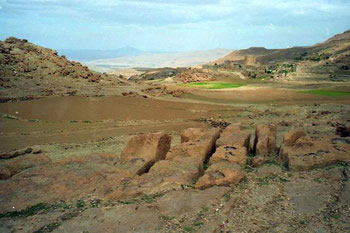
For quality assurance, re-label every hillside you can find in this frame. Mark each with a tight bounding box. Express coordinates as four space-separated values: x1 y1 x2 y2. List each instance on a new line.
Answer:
212 30 350 65
210 47 277 64
0 37 124 101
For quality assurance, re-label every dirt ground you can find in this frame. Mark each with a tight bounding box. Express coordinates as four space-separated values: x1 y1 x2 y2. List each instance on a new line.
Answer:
0 79 349 233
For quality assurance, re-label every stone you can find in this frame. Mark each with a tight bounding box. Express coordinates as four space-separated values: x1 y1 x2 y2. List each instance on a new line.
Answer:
0 153 52 180
282 130 306 147
108 157 203 199
195 161 246 189
155 186 230 217
31 145 42 154
210 145 248 167
120 132 171 175
180 127 221 143
280 136 349 171
166 140 216 164
253 124 277 156
216 123 251 149
0 147 32 159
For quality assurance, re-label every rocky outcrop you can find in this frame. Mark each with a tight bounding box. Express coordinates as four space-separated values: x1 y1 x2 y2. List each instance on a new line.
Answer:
210 145 248 167
195 161 245 189
180 127 221 143
216 123 251 149
108 128 221 199
252 124 277 166
120 132 171 175
0 153 51 180
280 130 350 171
141 86 185 98
174 68 215 83
0 37 101 82
282 130 306 147
0 145 41 159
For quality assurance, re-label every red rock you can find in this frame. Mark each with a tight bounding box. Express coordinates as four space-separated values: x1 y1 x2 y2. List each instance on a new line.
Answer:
253 124 277 156
210 145 248 167
282 130 306 147
280 136 350 171
216 123 251 149
180 127 221 143
195 161 246 189
120 132 171 175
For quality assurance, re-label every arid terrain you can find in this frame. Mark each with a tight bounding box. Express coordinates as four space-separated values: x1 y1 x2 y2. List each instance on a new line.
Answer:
0 31 350 233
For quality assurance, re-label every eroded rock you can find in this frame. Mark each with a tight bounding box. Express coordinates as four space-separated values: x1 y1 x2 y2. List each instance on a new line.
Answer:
120 132 171 175
216 123 251 149
253 124 277 156
280 135 350 171
282 130 306 147
210 145 248 167
195 161 246 189
180 127 221 143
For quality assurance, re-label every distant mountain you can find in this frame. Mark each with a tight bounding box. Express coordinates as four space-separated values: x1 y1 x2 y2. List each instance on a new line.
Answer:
86 49 232 71
58 47 144 61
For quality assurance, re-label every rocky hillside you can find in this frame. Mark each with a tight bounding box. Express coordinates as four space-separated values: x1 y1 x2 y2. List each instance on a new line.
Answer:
212 30 350 66
0 37 101 82
210 47 277 65
0 37 124 101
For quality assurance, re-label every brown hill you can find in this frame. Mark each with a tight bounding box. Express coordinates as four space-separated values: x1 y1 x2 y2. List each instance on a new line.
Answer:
210 47 277 64
0 37 123 101
212 30 350 65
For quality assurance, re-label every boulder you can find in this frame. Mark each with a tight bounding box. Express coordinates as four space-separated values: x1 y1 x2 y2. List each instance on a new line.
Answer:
108 157 202 199
0 147 33 159
280 136 349 171
120 132 171 175
165 140 216 164
253 124 277 156
282 130 306 147
180 127 221 143
0 153 52 180
195 161 246 189
210 145 248 167
216 123 251 149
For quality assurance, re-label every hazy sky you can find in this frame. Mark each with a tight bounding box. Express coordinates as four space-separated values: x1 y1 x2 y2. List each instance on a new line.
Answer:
0 0 350 51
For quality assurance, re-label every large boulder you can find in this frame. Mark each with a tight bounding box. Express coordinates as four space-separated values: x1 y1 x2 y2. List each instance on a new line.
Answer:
120 132 171 175
282 129 306 147
0 153 51 180
216 123 251 149
108 157 202 199
253 124 277 156
0 146 41 159
195 161 246 189
166 140 215 164
280 135 350 171
210 145 248 167
180 127 221 143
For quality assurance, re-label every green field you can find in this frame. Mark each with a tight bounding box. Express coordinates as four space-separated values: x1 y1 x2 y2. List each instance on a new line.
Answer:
183 82 245 89
302 90 350 97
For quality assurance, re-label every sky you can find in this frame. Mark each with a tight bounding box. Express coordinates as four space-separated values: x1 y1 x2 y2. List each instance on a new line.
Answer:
0 0 350 51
